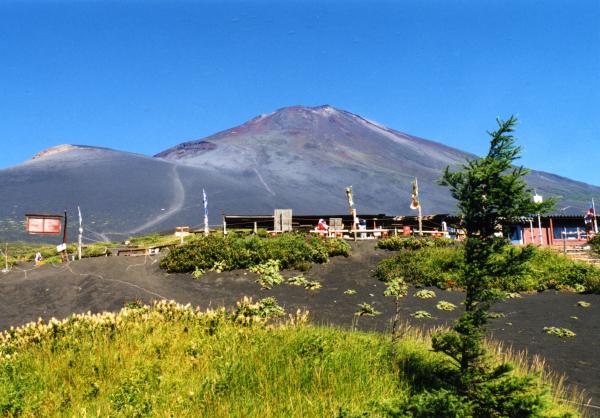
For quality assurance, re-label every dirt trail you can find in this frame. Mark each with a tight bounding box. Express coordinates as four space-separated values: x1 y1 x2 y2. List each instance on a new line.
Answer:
129 164 185 234
0 241 599 411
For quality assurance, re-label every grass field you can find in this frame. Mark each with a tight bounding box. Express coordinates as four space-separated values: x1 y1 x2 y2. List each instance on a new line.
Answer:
0 299 579 417
0 233 191 267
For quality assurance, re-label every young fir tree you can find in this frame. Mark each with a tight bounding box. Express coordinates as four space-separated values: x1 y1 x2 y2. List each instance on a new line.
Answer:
434 116 555 395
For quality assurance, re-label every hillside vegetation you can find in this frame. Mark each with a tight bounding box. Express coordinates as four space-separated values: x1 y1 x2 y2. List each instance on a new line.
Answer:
0 233 190 267
376 237 600 293
160 233 351 273
0 300 578 417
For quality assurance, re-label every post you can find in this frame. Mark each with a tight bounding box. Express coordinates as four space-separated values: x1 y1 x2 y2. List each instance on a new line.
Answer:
529 218 534 244
418 205 423 237
77 206 83 261
563 228 567 254
533 193 544 245
253 221 257 235
592 198 598 234
353 209 357 242
222 215 227 236
411 177 423 236
62 211 68 262
203 189 209 236
346 186 358 241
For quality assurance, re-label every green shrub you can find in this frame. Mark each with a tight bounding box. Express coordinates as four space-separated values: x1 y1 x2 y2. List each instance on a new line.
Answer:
414 289 436 299
160 234 349 273
373 389 473 417
377 236 455 251
543 327 576 338
527 248 600 292
589 234 600 255
355 303 380 317
376 246 463 289
249 260 284 289
377 243 600 293
436 301 457 311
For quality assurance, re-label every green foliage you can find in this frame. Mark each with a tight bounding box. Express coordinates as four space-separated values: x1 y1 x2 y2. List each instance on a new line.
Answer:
384 278 408 340
436 301 457 311
383 278 408 299
373 389 473 417
589 233 600 255
377 243 600 293
435 116 556 401
377 236 456 251
192 267 204 279
233 297 285 324
343 289 357 296
287 275 322 290
414 289 436 299
315 236 352 257
127 233 177 247
411 310 433 319
0 241 120 267
0 300 575 417
543 327 576 338
376 246 463 289
249 260 284 289
526 248 600 292
287 275 308 286
354 303 381 317
440 116 555 238
303 280 322 290
576 301 591 307
160 233 349 273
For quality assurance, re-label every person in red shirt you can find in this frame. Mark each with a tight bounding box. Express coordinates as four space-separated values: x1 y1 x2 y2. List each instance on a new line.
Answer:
317 219 329 234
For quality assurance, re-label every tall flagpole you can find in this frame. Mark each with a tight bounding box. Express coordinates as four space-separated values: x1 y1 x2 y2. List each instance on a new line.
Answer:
417 179 423 237
346 186 358 241
203 189 209 236
411 177 423 236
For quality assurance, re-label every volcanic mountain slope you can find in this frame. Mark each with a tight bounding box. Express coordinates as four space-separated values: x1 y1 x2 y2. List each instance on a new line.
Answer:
0 146 277 242
1 105 598 241
157 105 599 215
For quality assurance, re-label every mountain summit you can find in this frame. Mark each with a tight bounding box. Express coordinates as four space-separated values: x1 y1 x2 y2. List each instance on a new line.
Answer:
155 105 469 213
1 105 598 241
155 105 597 216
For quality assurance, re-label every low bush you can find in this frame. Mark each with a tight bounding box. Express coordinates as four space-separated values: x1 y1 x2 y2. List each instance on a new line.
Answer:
376 246 463 289
376 236 456 251
526 248 600 292
377 243 600 293
589 234 600 255
160 233 350 273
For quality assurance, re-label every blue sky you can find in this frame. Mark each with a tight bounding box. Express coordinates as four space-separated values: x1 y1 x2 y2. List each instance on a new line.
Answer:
1 0 599 186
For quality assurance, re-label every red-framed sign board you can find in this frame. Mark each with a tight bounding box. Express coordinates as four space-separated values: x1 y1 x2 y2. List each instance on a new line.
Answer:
25 214 63 236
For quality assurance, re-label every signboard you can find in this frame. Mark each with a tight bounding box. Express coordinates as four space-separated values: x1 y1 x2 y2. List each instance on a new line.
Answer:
25 214 63 235
274 209 292 232
56 243 67 253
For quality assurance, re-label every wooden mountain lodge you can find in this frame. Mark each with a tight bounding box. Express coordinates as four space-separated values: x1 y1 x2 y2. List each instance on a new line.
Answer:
221 210 598 247
506 213 597 247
